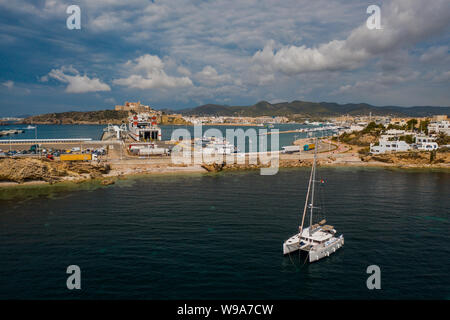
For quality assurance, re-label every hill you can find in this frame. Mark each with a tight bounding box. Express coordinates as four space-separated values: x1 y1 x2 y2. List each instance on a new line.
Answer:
22 110 129 125
22 110 191 125
180 100 450 118
21 100 450 125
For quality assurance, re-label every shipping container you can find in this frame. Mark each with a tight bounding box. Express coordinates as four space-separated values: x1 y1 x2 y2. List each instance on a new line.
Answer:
60 154 92 161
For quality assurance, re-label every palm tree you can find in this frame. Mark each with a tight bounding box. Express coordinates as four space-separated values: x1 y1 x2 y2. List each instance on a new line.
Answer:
435 132 449 146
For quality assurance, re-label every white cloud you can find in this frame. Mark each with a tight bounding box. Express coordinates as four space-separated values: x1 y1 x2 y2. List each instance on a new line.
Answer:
177 66 191 76
195 66 232 86
45 66 111 93
252 0 450 75
113 54 192 89
2 80 14 89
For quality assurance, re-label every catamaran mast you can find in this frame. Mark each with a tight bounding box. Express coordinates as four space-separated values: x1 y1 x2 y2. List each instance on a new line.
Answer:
299 137 318 238
299 158 313 237
309 137 317 236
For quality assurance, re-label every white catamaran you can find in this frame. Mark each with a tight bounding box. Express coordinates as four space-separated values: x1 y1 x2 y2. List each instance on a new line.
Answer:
283 138 344 262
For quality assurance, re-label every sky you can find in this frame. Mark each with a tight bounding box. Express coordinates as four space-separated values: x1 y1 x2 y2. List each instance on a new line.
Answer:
0 0 449 116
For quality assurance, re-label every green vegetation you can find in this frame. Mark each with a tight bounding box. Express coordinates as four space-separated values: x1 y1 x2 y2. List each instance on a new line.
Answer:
398 135 415 144
406 119 418 130
337 122 384 146
181 101 450 118
430 150 436 163
24 110 129 124
435 132 450 146
361 121 385 134
386 123 406 130
419 119 430 134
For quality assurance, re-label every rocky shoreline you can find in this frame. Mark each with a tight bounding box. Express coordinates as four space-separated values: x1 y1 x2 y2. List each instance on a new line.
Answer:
0 158 112 185
0 153 448 189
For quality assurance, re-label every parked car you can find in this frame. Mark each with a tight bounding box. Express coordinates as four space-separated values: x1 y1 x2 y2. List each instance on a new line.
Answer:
29 144 41 153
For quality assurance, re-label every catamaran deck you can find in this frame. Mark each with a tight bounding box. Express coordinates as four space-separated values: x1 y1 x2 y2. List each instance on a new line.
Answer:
300 227 334 242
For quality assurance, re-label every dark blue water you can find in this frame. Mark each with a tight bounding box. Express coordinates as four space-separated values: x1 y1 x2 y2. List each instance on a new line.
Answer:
0 124 331 152
0 167 449 299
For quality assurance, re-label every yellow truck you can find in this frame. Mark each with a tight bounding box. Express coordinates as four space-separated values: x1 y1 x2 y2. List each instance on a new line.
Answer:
303 143 316 151
60 154 92 161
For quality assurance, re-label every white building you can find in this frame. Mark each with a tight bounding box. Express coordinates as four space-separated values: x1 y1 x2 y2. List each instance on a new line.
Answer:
415 135 435 144
428 120 450 135
414 135 439 151
370 136 411 154
385 129 406 136
341 124 365 133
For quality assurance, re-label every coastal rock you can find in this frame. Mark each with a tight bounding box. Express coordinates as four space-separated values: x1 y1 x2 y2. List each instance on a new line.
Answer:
0 158 52 183
0 158 110 184
201 162 225 172
361 150 449 166
101 178 116 185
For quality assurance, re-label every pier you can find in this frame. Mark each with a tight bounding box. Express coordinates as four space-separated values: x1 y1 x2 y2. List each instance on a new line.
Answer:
0 138 93 144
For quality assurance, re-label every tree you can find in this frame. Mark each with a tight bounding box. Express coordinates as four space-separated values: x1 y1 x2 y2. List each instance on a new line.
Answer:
406 119 418 131
399 135 414 144
430 150 436 163
435 132 449 146
387 123 406 130
362 121 385 134
419 119 430 134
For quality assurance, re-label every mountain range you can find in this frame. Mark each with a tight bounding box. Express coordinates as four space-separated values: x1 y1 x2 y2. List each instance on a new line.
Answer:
176 100 450 118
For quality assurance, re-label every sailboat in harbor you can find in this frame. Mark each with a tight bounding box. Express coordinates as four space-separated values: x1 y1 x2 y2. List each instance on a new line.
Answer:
283 138 344 262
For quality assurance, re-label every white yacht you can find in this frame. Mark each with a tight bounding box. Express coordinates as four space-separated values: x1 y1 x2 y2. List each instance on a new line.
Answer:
198 137 237 155
283 138 344 262
128 114 162 142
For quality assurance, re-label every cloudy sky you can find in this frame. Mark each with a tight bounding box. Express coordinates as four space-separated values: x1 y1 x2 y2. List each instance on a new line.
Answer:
0 0 449 116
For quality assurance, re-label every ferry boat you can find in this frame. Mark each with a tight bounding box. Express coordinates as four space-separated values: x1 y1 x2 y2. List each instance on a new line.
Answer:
283 137 344 262
128 113 162 142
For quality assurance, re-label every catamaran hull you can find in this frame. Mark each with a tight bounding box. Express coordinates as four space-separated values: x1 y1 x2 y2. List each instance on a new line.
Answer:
283 235 344 263
283 234 301 255
308 236 344 263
